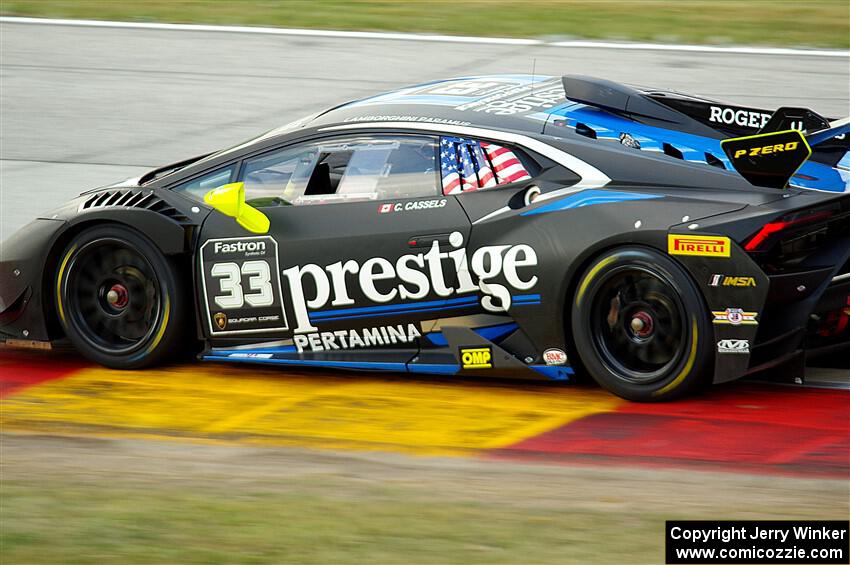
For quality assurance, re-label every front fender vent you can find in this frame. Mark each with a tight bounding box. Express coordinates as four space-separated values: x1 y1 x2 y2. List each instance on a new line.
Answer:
81 190 190 224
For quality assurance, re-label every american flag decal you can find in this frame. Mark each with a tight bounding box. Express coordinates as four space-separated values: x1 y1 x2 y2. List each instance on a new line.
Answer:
441 136 531 195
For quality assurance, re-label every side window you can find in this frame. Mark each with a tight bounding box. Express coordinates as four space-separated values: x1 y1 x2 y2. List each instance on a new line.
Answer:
440 136 536 195
241 144 317 207
170 165 235 202
239 135 439 207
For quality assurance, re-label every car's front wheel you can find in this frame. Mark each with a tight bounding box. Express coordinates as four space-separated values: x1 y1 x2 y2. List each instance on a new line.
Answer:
571 246 713 401
55 225 189 369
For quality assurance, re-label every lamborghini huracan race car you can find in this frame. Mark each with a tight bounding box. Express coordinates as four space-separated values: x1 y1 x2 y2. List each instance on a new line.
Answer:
1 75 848 401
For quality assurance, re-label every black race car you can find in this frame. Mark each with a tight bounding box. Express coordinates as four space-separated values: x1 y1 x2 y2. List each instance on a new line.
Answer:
2 75 848 401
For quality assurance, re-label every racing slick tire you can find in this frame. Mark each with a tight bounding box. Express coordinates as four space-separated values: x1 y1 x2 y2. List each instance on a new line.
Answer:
571 246 713 402
55 225 189 369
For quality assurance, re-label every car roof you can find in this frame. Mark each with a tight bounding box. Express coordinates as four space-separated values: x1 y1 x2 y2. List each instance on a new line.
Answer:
167 75 566 175
147 74 766 193
306 74 563 134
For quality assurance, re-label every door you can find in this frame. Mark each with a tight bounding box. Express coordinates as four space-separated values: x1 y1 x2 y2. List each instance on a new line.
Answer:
197 133 472 361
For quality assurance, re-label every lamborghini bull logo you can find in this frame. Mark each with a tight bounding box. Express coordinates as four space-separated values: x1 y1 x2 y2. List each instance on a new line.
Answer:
213 312 227 330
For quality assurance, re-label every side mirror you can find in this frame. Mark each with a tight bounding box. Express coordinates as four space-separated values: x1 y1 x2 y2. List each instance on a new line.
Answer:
204 182 270 234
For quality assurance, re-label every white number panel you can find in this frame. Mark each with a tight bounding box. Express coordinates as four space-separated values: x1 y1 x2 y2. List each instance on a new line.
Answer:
199 236 288 335
241 260 274 307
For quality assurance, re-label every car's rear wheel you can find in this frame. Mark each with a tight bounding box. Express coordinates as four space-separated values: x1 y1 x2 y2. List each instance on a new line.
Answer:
571 246 713 401
55 225 188 369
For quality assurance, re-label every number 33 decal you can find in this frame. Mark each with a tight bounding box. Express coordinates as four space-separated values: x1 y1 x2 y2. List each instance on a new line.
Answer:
211 260 274 309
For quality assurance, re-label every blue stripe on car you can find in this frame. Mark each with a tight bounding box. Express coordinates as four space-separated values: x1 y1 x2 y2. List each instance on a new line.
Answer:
310 294 539 323
407 363 461 375
521 190 660 216
202 356 408 371
203 355 574 381
529 366 574 380
310 296 478 320
546 103 848 193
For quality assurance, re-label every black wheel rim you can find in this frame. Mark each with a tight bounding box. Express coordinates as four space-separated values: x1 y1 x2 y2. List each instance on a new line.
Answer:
589 266 687 384
64 238 161 354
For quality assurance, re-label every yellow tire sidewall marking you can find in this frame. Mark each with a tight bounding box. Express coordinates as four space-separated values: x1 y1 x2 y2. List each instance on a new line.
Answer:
145 294 170 354
653 317 699 397
55 244 77 326
576 254 617 305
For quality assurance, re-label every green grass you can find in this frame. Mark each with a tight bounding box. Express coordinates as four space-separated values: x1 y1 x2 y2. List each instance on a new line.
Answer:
2 476 664 564
2 0 848 49
3 435 845 564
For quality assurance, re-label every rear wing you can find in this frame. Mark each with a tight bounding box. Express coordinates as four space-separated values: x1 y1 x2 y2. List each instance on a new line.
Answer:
561 75 848 188
561 75 836 138
719 121 849 189
647 98 833 138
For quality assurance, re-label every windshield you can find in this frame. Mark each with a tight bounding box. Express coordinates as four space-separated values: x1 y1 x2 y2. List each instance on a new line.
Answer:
142 111 322 186
185 112 324 172
138 153 213 185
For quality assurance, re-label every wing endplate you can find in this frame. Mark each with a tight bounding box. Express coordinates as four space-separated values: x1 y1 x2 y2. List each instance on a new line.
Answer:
720 130 811 189
758 107 830 134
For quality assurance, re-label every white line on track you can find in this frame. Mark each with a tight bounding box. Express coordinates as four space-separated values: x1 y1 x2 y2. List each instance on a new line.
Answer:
1 16 848 58
549 40 850 57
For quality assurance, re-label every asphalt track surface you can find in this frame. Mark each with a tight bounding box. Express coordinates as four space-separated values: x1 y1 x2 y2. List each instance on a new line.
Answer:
2 20 849 240
0 22 848 476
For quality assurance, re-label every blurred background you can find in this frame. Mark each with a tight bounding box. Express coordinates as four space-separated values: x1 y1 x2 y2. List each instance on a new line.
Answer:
1 2 848 564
